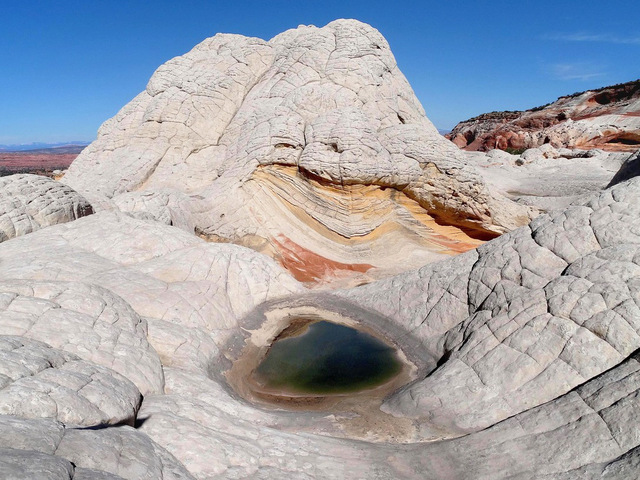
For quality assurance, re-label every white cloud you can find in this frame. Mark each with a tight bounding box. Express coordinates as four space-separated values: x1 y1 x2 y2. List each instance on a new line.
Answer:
543 32 640 45
549 63 605 81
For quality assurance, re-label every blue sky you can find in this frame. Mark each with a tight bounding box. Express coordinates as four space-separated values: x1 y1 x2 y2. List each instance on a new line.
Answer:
1 0 638 144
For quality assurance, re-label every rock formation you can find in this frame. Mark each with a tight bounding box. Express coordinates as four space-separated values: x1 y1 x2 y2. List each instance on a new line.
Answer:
1 168 640 479
0 415 194 479
448 79 640 152
0 336 140 426
340 176 640 437
608 149 640 187
61 20 532 286
0 174 92 243
1 19 639 480
459 144 633 211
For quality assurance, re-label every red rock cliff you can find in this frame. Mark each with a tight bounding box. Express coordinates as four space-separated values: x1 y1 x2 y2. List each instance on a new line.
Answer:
447 79 640 152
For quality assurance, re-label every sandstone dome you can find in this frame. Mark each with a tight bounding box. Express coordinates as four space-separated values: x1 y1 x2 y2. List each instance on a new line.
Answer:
62 19 532 287
1 19 640 480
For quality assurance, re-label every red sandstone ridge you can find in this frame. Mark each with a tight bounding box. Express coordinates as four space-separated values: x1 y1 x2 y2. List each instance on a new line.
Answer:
447 79 640 152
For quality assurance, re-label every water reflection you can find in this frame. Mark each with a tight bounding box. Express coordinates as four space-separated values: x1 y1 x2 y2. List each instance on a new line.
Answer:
253 320 402 394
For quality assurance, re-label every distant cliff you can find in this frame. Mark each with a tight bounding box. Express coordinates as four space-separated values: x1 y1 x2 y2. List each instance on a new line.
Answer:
447 79 640 152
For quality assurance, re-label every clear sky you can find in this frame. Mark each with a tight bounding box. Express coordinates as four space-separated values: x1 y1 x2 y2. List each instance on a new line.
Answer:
1 0 639 144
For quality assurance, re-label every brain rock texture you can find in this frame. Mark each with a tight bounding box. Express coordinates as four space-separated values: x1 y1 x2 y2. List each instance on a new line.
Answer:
1 19 639 480
0 174 93 243
62 20 531 286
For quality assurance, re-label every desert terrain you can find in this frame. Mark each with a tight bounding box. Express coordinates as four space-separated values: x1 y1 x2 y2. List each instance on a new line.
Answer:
1 20 639 480
0 145 85 177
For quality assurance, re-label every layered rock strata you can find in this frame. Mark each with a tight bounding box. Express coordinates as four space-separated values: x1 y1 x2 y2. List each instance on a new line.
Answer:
1 19 639 480
448 79 640 152
0 178 638 478
62 20 532 285
340 176 640 438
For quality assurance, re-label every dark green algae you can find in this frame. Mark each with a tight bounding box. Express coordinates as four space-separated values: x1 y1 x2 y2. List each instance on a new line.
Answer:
253 320 402 395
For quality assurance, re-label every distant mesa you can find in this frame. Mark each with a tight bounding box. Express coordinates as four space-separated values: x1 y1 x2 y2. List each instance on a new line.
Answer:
0 143 87 177
447 79 640 152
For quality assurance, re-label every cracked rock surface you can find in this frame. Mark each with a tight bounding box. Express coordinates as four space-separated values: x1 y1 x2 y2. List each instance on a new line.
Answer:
0 174 93 243
0 280 164 396
1 19 639 480
0 336 140 426
0 416 194 479
62 20 532 286
0 212 304 478
0 180 638 478
340 177 640 439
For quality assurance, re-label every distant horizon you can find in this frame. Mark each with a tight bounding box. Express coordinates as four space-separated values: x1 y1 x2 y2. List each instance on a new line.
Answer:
0 140 90 147
4 75 637 146
2 1 639 144
6 74 637 147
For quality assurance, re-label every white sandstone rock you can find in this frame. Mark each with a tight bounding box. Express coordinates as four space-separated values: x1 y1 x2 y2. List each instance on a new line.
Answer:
0 19 638 480
0 174 92 243
340 177 640 438
62 20 533 286
0 211 304 374
0 336 140 426
0 279 164 395
0 415 195 480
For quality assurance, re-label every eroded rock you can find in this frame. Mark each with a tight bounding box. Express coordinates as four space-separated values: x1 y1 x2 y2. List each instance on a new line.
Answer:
0 174 92 243
0 336 140 426
0 19 638 480
0 280 164 396
62 20 533 286
340 177 640 438
0 416 194 480
448 79 640 152
0 211 304 375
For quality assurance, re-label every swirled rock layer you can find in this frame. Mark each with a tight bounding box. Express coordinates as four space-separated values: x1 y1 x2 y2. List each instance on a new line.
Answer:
0 178 638 478
340 177 640 439
1 19 639 480
62 20 532 286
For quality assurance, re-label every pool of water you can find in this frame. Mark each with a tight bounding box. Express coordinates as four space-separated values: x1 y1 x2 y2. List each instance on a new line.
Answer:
252 320 402 395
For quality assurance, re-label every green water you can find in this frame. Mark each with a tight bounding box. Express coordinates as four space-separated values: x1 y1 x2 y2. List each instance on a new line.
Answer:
253 320 402 394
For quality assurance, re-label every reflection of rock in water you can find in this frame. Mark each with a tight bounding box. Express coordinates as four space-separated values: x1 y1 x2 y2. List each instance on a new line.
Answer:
253 321 402 394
